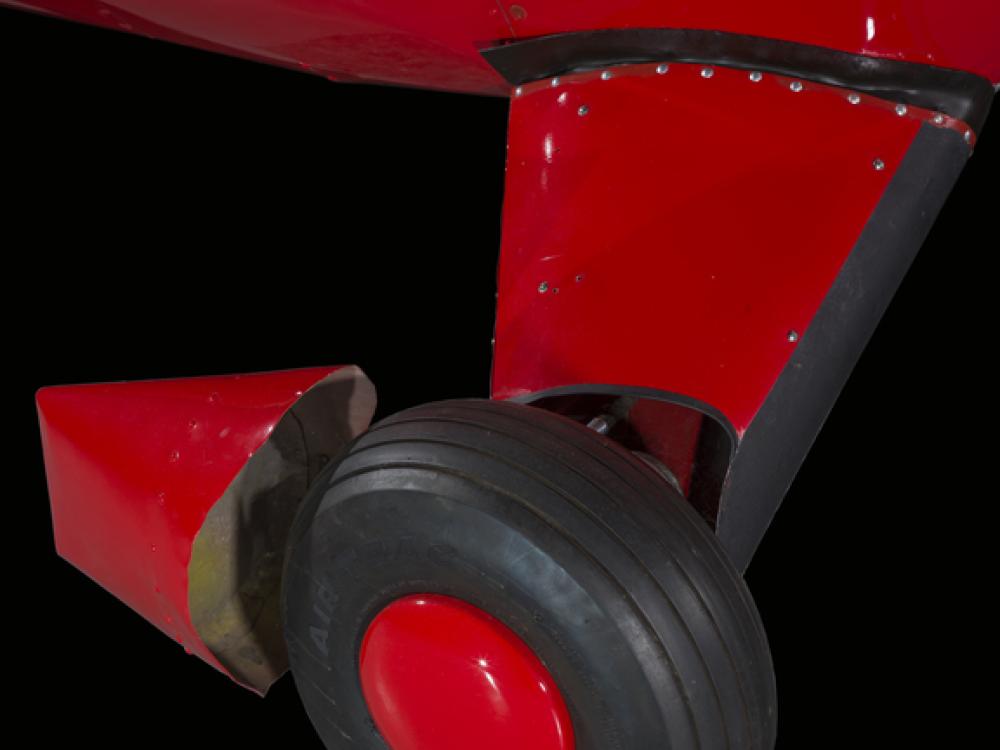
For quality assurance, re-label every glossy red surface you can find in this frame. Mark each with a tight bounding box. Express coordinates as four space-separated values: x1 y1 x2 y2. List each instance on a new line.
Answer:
36 366 356 685
360 594 575 750
490 63 963 436
3 1 998 91
2 0 511 94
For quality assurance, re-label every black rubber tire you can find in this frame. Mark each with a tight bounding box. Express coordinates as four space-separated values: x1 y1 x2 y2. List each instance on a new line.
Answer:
282 399 777 749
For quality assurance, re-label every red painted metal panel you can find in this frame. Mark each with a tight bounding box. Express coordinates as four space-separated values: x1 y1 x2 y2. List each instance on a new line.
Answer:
360 594 574 750
490 63 968 436
3 1 997 92
36 365 364 685
4 0 512 94
628 400 705 497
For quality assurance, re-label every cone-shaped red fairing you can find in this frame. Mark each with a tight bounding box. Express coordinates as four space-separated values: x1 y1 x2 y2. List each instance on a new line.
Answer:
37 365 376 692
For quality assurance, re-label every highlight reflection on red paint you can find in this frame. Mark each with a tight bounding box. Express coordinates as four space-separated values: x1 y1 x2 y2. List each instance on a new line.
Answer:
359 594 575 750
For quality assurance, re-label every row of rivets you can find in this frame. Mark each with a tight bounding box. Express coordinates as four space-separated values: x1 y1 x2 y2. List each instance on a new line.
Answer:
519 64 973 147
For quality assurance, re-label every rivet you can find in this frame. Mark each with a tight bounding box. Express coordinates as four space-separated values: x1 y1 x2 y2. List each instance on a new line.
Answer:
749 71 763 82
789 81 803 92
550 77 560 87
933 113 945 125
514 86 523 97
538 282 549 293
701 67 714 78
873 158 886 171
895 103 908 116
787 330 800 343
601 70 613 80
964 130 973 143
848 93 861 105
656 63 669 75
578 104 590 116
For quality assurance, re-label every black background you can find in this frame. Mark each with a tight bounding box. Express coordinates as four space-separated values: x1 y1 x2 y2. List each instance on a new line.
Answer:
4 7 994 747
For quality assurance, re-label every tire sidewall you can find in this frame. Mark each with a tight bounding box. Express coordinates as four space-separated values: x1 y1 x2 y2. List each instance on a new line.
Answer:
284 477 671 750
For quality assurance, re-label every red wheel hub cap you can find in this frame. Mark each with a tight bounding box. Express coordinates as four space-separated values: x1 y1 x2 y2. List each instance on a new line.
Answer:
359 594 575 750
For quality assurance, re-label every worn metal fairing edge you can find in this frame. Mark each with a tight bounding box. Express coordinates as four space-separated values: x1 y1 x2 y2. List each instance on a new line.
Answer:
716 123 974 571
482 29 995 133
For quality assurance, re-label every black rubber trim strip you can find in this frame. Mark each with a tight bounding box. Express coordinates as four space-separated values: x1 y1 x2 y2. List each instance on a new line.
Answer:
481 28 994 133
715 123 971 572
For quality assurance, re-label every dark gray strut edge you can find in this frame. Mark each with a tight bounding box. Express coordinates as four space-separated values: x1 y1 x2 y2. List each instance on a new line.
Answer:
717 124 971 570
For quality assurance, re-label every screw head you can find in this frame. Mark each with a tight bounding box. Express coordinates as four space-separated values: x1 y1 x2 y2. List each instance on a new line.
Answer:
538 282 549 293
575 274 584 283
848 93 861 105
701 67 714 78
873 158 886 171
789 81 803 92
514 86 523 97
578 104 590 116
656 63 669 75
895 103 908 116
787 330 800 343
587 416 612 435
749 71 763 82
601 70 613 80
550 77 560 87
933 113 945 125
